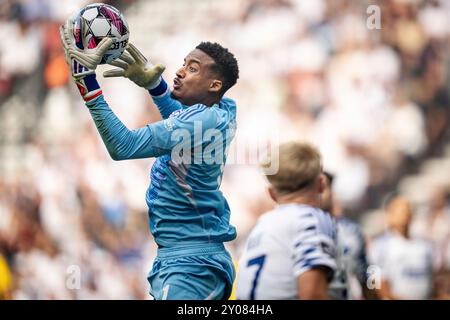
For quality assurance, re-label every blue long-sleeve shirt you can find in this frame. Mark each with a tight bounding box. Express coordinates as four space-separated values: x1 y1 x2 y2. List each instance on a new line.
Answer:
85 81 237 247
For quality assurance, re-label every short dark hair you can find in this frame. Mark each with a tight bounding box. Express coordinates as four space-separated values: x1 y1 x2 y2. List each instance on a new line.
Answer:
196 42 239 95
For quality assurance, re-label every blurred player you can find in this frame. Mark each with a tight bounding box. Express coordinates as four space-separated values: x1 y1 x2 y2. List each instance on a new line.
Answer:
235 142 337 300
369 195 434 299
322 172 378 300
60 20 239 300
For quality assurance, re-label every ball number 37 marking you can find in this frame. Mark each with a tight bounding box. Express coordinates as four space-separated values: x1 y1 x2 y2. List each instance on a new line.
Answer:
247 254 266 300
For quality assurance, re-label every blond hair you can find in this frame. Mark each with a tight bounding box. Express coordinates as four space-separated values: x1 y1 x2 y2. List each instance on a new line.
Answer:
261 142 322 195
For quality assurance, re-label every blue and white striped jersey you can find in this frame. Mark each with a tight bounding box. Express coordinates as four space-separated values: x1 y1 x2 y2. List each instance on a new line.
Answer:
235 204 337 300
329 217 369 300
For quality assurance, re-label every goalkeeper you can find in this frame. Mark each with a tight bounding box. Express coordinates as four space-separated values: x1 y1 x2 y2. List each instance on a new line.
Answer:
60 20 239 300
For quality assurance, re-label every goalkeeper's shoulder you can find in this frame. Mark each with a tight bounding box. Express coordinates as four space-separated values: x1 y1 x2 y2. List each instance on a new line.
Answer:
220 96 236 107
181 98 237 130
219 96 237 119
168 104 218 132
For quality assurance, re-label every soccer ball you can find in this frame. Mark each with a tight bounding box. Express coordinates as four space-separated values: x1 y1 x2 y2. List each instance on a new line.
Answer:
72 3 129 64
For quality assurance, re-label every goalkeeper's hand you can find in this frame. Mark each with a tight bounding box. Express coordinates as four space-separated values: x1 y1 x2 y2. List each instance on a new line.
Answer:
103 43 165 90
59 19 112 101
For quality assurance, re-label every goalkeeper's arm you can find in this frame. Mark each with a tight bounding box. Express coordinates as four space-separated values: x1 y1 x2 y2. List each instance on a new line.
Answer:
104 43 184 119
86 94 168 160
59 19 170 160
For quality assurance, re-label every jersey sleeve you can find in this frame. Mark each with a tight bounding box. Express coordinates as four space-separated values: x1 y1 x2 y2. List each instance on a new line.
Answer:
148 78 184 119
291 213 337 279
86 95 217 161
353 225 371 285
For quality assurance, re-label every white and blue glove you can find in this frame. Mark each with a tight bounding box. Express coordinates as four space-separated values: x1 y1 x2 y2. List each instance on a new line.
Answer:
59 19 112 102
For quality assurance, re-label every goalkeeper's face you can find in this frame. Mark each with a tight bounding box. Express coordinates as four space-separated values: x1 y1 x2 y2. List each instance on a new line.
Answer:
171 49 223 106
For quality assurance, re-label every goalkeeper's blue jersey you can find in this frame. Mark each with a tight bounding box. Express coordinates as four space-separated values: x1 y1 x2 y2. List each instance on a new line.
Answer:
147 90 237 247
86 83 237 247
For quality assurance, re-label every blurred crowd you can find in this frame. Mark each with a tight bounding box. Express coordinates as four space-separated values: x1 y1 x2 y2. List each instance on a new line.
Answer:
0 0 449 299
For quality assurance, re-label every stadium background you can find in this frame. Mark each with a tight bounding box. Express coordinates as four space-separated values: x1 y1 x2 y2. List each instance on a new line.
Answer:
0 0 449 299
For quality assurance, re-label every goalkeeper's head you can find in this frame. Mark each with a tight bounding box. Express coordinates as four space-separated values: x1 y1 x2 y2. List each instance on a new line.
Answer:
171 42 239 106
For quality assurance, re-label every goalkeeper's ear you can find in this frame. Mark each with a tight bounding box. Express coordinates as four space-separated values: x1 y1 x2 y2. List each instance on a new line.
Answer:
208 79 223 94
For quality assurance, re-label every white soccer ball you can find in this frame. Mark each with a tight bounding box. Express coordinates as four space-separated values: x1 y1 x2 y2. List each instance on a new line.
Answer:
72 3 129 64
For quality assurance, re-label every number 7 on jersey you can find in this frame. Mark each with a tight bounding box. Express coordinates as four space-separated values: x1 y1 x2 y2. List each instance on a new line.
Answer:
247 254 266 299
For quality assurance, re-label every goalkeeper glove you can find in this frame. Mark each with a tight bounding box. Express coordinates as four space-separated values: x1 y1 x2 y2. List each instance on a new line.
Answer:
60 19 112 101
103 43 165 90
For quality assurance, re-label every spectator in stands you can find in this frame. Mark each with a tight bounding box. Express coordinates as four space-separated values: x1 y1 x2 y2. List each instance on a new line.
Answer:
369 195 435 299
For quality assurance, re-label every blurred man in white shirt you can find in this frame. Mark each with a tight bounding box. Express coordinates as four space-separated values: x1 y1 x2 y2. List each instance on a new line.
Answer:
369 195 434 299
